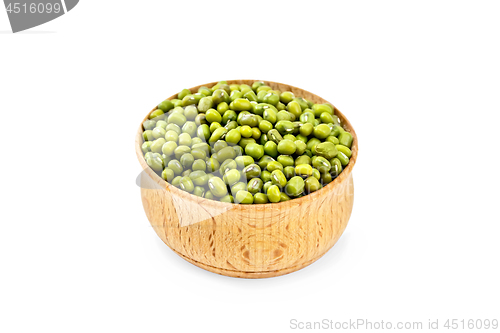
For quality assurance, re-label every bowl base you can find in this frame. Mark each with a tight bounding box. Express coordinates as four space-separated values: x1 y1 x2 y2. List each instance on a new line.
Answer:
169 245 327 279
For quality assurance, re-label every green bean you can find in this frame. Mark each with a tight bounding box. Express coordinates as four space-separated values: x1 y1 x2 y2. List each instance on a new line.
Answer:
267 185 281 203
232 98 252 111
152 127 166 139
336 151 350 166
243 163 261 179
312 168 321 180
253 193 268 204
286 100 302 119
237 138 255 150
247 178 263 194
173 145 191 160
142 80 354 204
304 176 321 193
213 140 227 152
223 169 241 185
312 103 334 117
262 92 280 106
194 113 207 126
330 158 343 177
155 120 168 129
280 192 291 202
212 89 228 105
219 159 237 176
180 153 194 169
338 132 353 148
330 125 345 137
168 113 187 127
141 141 152 153
300 111 315 124
277 139 296 155
149 109 165 120
188 170 208 186
271 170 287 188
295 140 307 155
285 176 305 197
171 176 182 187
277 155 294 167
244 91 257 102
283 166 296 179
295 155 311 166
208 176 228 197
306 138 321 151
151 138 166 153
192 186 205 197
209 122 221 133
261 170 272 183
314 142 338 160
295 164 313 177
326 135 340 145
275 120 294 134
183 122 198 137
215 146 237 162
221 110 237 124
224 120 238 131
225 129 241 144
206 157 221 173
217 102 229 114
313 124 331 139
205 109 222 124
260 133 268 145
264 141 279 158
208 127 227 144
335 144 352 158
162 168 175 182
230 182 247 196
179 177 194 192
230 91 243 103
143 120 156 131
220 194 234 203
312 156 331 173
279 91 294 104
245 143 264 159
254 156 274 170
235 155 254 168
268 129 283 144
146 153 164 172
263 107 277 124
259 120 273 133
165 130 179 142
251 128 261 140
233 144 244 157
184 106 198 121
320 172 333 185
266 161 284 172
277 111 294 122
178 133 192 146
238 113 259 127
235 191 254 204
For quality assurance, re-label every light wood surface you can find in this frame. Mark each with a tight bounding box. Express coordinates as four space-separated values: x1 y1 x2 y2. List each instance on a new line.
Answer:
135 80 358 278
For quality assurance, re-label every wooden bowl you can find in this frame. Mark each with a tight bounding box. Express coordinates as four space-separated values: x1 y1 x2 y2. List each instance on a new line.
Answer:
135 80 358 278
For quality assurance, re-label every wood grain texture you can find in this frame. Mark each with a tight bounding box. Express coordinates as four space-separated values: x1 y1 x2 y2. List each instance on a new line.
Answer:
135 80 358 278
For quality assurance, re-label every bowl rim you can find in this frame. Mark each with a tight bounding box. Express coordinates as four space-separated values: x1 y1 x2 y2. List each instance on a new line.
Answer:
135 79 358 209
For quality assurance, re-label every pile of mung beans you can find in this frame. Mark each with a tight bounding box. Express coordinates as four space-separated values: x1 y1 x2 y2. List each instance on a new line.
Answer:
141 81 353 204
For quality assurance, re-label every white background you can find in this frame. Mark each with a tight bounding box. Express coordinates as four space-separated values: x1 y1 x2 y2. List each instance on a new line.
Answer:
1 1 499 332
